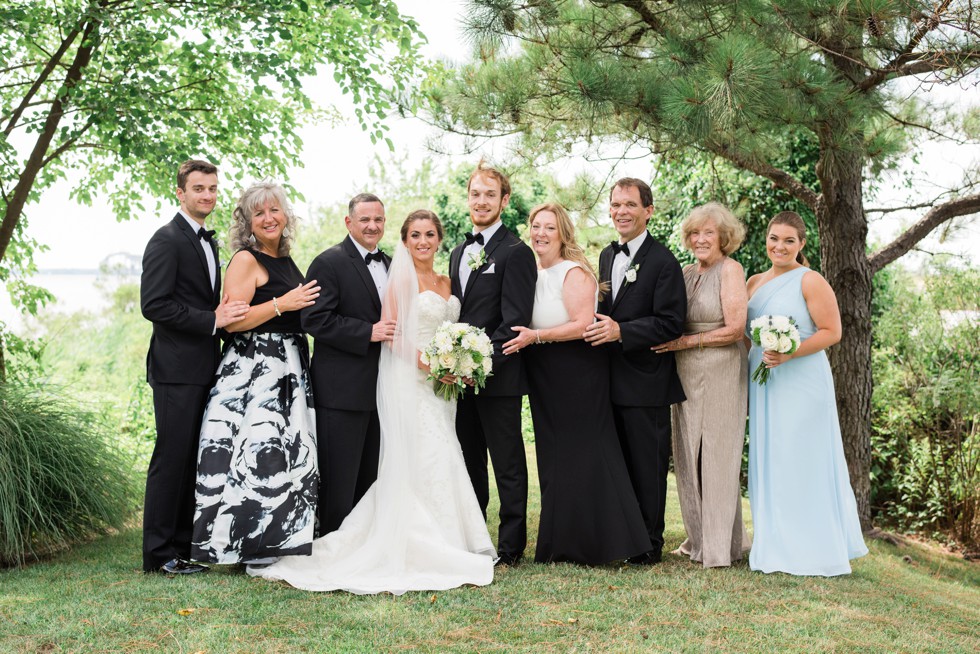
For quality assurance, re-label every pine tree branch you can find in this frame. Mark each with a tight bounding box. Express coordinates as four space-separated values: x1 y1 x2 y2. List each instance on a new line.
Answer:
706 142 820 209
607 0 665 34
859 50 980 92
868 193 980 273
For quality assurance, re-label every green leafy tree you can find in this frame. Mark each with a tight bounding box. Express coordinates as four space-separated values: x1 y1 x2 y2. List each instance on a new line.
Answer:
0 0 424 372
426 0 980 529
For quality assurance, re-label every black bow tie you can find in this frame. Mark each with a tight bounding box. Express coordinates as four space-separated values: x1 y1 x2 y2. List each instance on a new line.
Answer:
464 232 485 246
611 241 630 256
198 227 216 243
365 250 385 265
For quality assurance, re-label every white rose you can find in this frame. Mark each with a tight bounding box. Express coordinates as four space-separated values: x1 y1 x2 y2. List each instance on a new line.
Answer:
420 351 430 365
461 333 481 351
760 331 779 350
438 353 455 370
771 315 791 331
459 357 475 376
750 316 767 331
482 358 492 373
777 334 793 352
624 268 637 283
788 326 801 343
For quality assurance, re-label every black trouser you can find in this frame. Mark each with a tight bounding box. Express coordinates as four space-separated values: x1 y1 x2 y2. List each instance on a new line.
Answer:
612 404 672 553
315 407 380 535
143 382 210 571
456 394 528 558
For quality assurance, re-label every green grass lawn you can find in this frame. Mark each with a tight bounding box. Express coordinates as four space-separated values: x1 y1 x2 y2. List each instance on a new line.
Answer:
2 447 978 653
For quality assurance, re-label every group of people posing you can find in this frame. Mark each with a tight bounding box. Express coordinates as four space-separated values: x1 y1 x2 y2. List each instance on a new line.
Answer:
139 159 867 592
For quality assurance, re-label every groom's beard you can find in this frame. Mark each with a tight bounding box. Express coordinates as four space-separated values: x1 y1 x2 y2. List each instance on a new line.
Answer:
469 206 503 228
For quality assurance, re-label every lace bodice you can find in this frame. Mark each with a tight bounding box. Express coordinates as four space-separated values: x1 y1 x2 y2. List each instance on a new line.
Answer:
417 291 461 344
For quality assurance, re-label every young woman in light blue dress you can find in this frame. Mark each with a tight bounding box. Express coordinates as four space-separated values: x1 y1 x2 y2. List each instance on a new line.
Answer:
745 211 867 576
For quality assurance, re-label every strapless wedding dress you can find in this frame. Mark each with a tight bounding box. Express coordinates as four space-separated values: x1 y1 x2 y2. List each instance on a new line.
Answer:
249 291 495 593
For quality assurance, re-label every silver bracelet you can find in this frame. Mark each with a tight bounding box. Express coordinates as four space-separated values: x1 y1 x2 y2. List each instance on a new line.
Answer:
273 296 282 317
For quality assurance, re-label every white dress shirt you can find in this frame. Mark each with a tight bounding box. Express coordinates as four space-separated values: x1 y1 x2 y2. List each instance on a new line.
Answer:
611 230 648 302
458 220 503 296
179 211 217 290
350 238 388 301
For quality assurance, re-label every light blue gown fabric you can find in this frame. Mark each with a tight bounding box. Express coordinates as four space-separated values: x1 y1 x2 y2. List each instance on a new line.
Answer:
747 267 868 576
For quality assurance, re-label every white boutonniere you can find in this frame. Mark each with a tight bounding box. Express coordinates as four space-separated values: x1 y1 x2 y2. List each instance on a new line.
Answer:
467 248 487 271
623 262 640 285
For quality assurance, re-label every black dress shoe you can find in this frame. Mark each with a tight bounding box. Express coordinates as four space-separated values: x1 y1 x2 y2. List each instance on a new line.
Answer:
625 550 662 566
494 552 522 567
158 558 210 575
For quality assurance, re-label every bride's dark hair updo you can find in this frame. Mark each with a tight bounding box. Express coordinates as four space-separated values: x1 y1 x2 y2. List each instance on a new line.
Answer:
768 211 810 267
400 209 444 242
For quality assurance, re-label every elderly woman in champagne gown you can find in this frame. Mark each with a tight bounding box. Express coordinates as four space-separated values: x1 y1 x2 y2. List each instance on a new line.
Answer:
652 202 751 567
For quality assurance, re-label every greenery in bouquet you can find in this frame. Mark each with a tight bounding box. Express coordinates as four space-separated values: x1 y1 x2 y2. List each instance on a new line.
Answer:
420 322 493 401
749 314 801 385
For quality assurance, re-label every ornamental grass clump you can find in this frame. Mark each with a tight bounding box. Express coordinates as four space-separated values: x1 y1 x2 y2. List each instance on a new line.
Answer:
0 382 138 566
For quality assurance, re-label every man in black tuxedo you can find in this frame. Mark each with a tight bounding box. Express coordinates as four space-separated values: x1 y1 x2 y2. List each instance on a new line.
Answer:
140 159 250 574
302 193 394 535
450 163 536 566
584 177 686 564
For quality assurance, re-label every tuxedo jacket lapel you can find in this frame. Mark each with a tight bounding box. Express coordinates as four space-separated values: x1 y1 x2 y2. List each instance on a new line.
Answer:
343 236 382 312
598 247 613 314
462 227 505 301
611 233 654 314
175 215 215 295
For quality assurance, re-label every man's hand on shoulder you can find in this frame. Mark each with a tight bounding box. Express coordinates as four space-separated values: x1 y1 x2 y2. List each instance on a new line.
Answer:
215 294 250 329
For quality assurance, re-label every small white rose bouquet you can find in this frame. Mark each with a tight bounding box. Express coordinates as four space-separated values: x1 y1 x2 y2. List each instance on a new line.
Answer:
420 321 494 400
749 314 801 385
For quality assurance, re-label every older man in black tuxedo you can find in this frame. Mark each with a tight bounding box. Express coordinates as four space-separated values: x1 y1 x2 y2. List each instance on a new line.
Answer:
140 159 250 574
302 193 394 535
585 177 687 564
450 163 536 566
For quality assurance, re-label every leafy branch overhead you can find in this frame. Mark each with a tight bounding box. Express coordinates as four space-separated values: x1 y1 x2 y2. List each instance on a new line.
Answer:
0 0 425 288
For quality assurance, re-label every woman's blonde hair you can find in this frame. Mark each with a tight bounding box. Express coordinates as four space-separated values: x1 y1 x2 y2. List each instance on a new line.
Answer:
679 202 745 256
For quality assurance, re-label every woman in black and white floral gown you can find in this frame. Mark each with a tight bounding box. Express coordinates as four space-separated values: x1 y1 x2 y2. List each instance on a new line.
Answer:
249 210 495 593
191 181 321 565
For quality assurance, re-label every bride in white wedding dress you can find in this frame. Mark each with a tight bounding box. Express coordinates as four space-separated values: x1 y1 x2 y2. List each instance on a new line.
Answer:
249 210 495 594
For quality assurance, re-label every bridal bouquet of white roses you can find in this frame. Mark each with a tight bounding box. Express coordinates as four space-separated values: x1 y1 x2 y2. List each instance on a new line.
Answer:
420 322 494 400
749 314 801 385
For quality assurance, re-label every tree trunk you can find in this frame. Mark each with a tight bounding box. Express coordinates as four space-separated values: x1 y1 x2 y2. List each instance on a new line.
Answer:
814 141 874 531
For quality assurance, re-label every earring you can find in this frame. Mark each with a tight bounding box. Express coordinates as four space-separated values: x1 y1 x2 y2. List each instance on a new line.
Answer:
282 227 291 238
248 233 256 245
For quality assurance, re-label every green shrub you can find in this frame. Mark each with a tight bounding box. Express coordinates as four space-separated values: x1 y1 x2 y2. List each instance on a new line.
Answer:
0 382 139 566
871 261 980 549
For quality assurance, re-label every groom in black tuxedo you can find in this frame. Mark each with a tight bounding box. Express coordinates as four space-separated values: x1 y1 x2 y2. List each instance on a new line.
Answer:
450 163 536 566
302 193 394 535
585 177 686 564
140 159 250 574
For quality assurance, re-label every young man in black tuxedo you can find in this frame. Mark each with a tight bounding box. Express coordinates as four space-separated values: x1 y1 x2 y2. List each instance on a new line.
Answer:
450 163 536 566
140 160 250 574
584 177 687 564
302 193 394 535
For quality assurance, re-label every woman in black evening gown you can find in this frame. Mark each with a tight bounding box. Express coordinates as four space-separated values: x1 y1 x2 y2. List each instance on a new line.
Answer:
503 203 649 564
191 181 321 565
